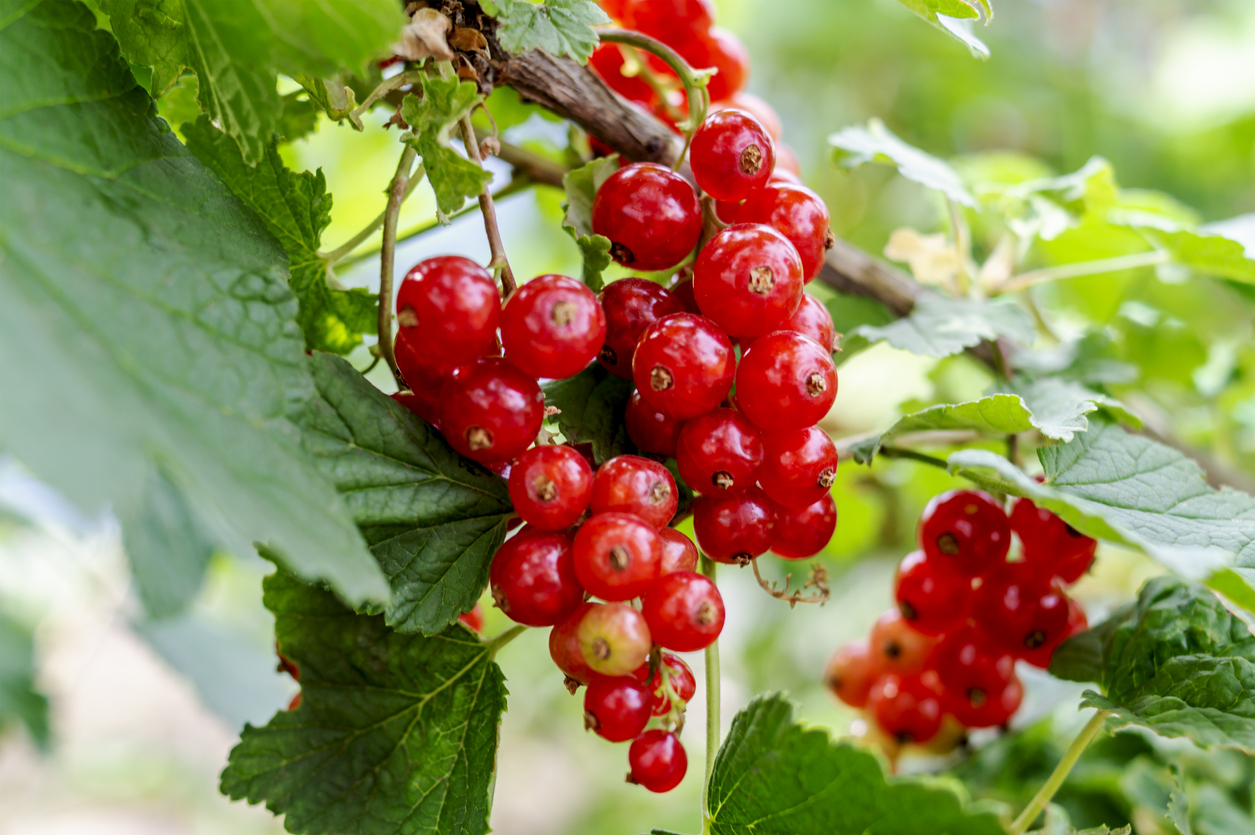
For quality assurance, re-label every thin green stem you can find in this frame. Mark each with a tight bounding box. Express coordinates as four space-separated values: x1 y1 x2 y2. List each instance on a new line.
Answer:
349 69 423 127
700 554 720 830
379 144 418 389
321 164 425 264
1008 710 1109 835
486 624 528 660
999 251 1169 293
879 446 949 469
947 198 972 296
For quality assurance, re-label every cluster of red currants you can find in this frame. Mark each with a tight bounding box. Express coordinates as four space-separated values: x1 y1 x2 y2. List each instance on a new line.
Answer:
825 490 1095 748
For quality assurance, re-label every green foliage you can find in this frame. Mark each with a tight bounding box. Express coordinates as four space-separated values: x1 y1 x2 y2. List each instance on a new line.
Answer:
0 0 389 607
183 116 376 355
126 468 216 618
401 75 493 218
853 294 1034 358
482 0 610 64
298 355 514 635
706 693 1006 834
221 570 506 835
1004 377 1139 442
893 1 993 58
831 119 978 207
99 0 404 162
562 156 619 290
543 365 635 465
0 614 49 748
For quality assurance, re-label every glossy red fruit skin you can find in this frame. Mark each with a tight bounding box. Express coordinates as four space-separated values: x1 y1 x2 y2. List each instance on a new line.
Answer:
735 331 838 431
774 143 801 176
869 608 939 676
489 528 584 626
677 27 748 103
893 549 974 636
919 490 1011 576
501 274 605 379
642 570 725 652
658 527 699 574
693 224 803 338
628 0 715 38
711 93 782 141
396 256 501 366
824 641 876 708
929 627 1022 728
593 163 702 271
590 455 679 528
758 426 838 509
714 199 742 225
633 313 736 420
777 293 837 352
391 391 441 428
868 673 945 744
589 42 656 106
667 278 702 314
636 653 697 714
549 602 599 683
578 601 652 676
573 512 663 601
629 729 688 792
625 390 685 457
972 569 1072 667
771 493 837 559
597 278 685 379
690 110 775 202
739 184 833 281
439 358 544 464
692 486 777 564
458 602 485 634
676 408 764 496
1010 497 1097 584
508 445 594 530
394 330 454 405
583 676 653 742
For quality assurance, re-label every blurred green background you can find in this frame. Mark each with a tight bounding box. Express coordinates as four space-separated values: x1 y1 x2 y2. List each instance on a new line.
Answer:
2 1 1254 833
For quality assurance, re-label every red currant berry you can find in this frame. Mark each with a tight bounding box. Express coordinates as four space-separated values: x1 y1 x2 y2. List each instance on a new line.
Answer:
597 0 631 24
676 408 764 495
628 730 688 792
396 256 501 366
779 293 836 352
628 0 715 37
758 426 838 509
735 331 838 431
592 163 702 271
508 445 594 530
288 692 302 711
692 486 777 565
919 490 1011 576
738 184 833 281
1009 497 1097 585
1066 595 1088 638
589 42 656 106
636 653 697 715
677 28 748 103
625 390 685 457
584 676 653 742
667 277 702 314
774 143 801 176
711 93 782 141
972 569 1072 667
501 274 605 379
642 569 725 652
868 673 944 744
658 527 699 574
549 602 599 685
578 601 652 677
573 512 662 601
439 358 544 464
771 492 837 559
489 527 584 626
691 109 775 202
633 313 736 419
394 330 454 403
597 278 685 379
458 602 485 634
391 390 441 428
824 641 876 709
769 167 802 185
929 627 1022 728
693 224 803 337
276 649 300 681
714 198 742 224
893 549 974 636
869 608 938 676
589 455 679 528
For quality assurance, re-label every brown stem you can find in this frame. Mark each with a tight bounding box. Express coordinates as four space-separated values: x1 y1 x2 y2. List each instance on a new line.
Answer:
750 559 830 608
379 144 417 389
458 112 515 295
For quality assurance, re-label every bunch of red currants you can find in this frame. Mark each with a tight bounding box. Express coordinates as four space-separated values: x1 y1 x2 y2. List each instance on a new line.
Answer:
825 490 1095 750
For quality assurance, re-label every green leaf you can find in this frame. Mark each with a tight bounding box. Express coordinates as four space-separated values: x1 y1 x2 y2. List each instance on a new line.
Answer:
1065 578 1255 753
220 570 506 835
851 394 1035 465
1048 603 1133 684
99 0 190 96
830 119 978 207
947 421 1255 590
0 613 49 748
1167 765 1193 835
401 76 493 218
0 1 389 607
483 0 610 64
560 155 619 290
893 1 994 58
574 233 613 292
542 364 635 465
298 354 513 635
852 294 1034 358
183 116 376 354
1139 225 1255 284
1005 376 1140 442
707 693 1006 835
123 467 216 619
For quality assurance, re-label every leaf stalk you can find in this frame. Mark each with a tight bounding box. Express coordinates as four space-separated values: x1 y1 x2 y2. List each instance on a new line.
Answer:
700 554 720 831
1008 710 1109 834
379 144 419 389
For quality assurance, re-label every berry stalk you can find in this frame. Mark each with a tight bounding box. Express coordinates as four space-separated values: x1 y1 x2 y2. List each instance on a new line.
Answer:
379 144 419 388
700 553 720 828
1008 710 1109 834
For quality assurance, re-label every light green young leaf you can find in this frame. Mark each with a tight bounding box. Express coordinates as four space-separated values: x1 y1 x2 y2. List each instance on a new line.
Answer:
0 614 49 749
220 570 506 835
707 693 1006 834
483 0 610 64
183 116 376 354
1139 226 1255 284
561 156 619 290
574 234 613 292
830 119 978 207
1006 376 1140 441
0 0 389 607
893 1 994 58
298 355 513 635
401 76 493 217
543 365 635 465
852 294 1034 358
